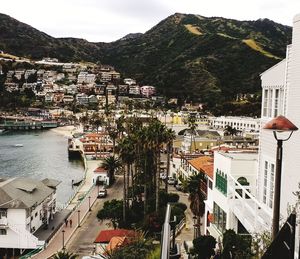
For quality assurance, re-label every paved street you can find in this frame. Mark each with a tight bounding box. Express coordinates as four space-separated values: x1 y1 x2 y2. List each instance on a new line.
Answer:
67 176 124 258
32 186 98 259
168 186 194 243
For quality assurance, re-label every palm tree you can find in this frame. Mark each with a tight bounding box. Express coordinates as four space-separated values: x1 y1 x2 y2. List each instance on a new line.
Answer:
52 250 78 259
165 128 176 193
90 112 103 133
146 120 168 212
102 156 122 185
118 137 135 221
108 127 119 155
187 114 197 153
187 174 206 238
224 125 238 137
79 113 89 131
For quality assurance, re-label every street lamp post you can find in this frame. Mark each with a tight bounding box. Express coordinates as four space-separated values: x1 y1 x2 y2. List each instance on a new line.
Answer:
62 229 65 250
77 209 81 228
88 196 91 211
263 115 298 240
193 216 197 240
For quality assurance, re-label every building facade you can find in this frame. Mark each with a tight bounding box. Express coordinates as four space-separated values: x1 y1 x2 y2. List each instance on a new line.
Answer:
0 178 60 250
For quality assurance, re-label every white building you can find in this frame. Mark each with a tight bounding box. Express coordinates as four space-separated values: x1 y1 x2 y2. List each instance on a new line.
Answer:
124 78 136 85
0 178 60 250
77 72 96 84
205 151 271 238
128 85 140 95
259 13 300 222
205 13 300 251
140 85 156 98
209 116 260 133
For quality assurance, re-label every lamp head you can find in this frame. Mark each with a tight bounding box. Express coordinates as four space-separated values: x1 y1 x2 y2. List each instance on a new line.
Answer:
263 115 298 132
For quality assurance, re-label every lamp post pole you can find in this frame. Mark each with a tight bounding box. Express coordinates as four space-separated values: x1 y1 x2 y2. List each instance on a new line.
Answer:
77 210 81 228
88 196 91 211
62 229 65 250
263 115 298 240
272 137 283 240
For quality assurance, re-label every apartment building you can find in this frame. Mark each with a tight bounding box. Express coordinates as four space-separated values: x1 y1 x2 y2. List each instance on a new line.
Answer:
209 116 260 133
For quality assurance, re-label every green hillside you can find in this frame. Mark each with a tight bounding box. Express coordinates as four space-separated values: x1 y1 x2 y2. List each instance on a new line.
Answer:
0 13 292 112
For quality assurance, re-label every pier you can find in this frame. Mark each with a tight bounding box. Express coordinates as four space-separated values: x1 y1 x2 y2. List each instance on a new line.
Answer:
0 121 58 130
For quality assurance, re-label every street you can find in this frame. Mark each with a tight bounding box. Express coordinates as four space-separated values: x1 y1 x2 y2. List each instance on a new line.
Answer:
66 176 124 258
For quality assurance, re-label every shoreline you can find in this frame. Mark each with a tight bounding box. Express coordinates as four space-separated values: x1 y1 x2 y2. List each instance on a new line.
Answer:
50 125 78 138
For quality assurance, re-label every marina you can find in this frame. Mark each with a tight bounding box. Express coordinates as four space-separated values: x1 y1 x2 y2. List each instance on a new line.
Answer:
0 130 84 206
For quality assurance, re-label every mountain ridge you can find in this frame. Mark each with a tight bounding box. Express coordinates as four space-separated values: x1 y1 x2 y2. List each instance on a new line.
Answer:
0 12 293 112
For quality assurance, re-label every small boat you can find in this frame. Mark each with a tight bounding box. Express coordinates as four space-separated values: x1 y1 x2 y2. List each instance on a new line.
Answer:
72 179 83 186
13 144 24 147
0 129 6 134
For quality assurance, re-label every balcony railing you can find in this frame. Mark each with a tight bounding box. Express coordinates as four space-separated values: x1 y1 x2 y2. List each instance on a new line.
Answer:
227 174 272 233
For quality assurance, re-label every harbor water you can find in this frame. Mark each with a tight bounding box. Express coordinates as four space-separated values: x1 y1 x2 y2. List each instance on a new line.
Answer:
0 130 84 207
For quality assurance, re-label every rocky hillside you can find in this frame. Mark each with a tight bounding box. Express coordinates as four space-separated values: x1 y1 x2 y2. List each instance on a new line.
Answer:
0 13 292 109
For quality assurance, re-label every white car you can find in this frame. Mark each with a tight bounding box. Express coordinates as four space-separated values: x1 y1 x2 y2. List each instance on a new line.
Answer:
167 176 176 185
98 188 107 198
160 173 167 180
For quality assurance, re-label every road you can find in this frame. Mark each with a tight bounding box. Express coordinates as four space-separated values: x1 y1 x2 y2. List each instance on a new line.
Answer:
168 185 194 244
66 176 124 258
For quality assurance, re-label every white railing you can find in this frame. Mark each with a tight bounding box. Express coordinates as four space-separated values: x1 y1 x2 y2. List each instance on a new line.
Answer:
227 174 272 232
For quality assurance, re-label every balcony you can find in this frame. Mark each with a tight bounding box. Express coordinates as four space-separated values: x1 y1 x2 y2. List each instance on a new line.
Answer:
227 174 272 233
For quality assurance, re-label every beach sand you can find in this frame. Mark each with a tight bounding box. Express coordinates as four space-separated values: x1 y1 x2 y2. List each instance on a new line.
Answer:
51 125 83 138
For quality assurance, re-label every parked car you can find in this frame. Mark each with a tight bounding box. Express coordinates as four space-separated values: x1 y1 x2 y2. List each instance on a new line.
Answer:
160 173 167 180
167 176 176 185
98 188 107 198
175 183 184 191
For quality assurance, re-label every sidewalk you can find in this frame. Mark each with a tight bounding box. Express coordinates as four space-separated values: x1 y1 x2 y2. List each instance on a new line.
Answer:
34 209 72 242
32 186 98 259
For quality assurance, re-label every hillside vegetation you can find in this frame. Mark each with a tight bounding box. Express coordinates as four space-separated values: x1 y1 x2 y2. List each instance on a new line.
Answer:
0 13 292 112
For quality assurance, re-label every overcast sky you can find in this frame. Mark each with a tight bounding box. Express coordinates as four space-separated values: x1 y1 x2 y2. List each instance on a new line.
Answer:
1 0 300 42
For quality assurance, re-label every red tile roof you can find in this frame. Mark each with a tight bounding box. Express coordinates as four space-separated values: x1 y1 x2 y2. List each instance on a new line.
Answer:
189 156 214 180
94 229 136 243
94 167 107 174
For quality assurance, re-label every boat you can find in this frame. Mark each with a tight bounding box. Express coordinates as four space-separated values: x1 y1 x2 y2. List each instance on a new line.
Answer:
13 144 24 147
0 129 6 134
72 179 83 186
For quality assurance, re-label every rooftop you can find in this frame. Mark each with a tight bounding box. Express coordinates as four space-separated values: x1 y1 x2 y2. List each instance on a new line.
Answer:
218 151 258 160
94 229 136 243
0 177 59 209
189 156 214 179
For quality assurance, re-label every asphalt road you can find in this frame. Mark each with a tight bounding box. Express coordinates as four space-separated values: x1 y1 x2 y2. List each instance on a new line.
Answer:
66 176 124 258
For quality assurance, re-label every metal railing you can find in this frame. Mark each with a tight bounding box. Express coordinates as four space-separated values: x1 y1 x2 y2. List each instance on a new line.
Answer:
161 203 171 259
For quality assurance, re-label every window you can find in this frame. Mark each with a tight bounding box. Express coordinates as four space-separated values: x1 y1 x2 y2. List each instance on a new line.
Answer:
263 161 268 204
274 89 279 117
215 170 227 195
268 89 273 117
213 202 227 233
0 209 7 218
269 164 275 208
0 229 7 235
263 161 275 208
263 89 268 117
209 180 213 190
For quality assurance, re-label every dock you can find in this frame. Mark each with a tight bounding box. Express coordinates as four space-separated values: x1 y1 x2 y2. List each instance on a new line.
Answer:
0 121 58 130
